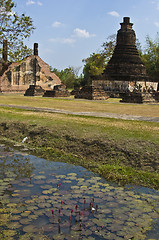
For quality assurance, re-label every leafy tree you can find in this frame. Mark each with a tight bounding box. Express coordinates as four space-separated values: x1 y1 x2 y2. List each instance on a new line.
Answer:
0 0 35 61
82 53 106 86
50 67 61 77
101 34 116 64
136 39 143 56
60 67 75 88
82 35 116 86
141 34 159 80
50 66 83 89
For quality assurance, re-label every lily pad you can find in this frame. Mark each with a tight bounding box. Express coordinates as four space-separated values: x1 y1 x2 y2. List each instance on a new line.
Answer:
1 230 17 237
40 184 52 189
34 175 46 180
28 214 38 220
7 222 22 229
27 206 38 211
23 225 39 233
38 202 51 208
20 218 32 225
42 190 53 194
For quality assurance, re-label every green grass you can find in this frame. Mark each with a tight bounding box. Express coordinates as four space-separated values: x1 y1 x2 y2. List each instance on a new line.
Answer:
0 106 158 143
0 94 159 117
0 96 159 189
98 164 159 189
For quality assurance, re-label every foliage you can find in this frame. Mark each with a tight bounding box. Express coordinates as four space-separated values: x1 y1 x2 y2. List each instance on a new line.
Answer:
50 66 83 88
82 35 116 86
136 38 143 56
141 33 159 80
82 53 106 86
0 0 35 61
98 164 159 188
101 34 116 64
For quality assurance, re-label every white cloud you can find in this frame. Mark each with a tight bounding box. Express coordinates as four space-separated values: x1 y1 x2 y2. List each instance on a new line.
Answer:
154 21 159 27
108 11 120 17
49 38 75 44
49 28 95 45
26 0 42 6
62 38 76 44
52 21 63 28
152 1 159 9
26 0 35 5
37 1 43 6
74 28 96 38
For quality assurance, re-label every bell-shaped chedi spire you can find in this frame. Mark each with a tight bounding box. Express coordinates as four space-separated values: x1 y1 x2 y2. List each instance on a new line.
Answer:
102 17 149 82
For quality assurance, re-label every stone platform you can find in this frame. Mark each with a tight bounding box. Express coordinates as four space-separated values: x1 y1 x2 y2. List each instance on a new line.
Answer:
43 85 70 97
24 85 45 96
120 92 159 103
75 85 109 100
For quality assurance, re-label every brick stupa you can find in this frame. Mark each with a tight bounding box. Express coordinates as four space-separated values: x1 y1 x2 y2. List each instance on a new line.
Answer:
102 17 149 82
92 17 159 97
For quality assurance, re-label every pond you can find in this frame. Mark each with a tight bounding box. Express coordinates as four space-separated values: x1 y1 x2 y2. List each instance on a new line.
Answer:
0 143 159 240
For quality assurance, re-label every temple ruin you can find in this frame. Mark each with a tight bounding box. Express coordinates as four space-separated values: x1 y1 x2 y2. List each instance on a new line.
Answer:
0 42 61 94
74 86 109 100
76 17 159 103
94 17 150 90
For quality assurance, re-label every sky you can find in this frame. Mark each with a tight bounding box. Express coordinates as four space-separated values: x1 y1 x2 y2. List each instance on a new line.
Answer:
13 0 159 73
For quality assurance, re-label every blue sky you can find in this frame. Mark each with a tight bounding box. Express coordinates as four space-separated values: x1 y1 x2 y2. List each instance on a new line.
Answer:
14 0 159 73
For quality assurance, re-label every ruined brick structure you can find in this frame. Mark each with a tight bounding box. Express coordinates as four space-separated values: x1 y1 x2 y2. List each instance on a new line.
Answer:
120 92 159 103
92 17 158 101
43 84 70 98
0 43 61 94
75 86 109 100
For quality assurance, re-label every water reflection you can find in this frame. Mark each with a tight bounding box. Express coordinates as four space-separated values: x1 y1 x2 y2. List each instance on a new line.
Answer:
0 143 159 240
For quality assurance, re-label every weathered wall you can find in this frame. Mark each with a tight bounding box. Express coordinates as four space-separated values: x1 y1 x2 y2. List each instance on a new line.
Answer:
75 85 109 100
92 80 129 92
92 80 158 93
1 55 61 93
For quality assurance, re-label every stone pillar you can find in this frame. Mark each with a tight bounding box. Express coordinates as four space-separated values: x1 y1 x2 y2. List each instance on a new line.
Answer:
3 40 8 63
34 43 38 56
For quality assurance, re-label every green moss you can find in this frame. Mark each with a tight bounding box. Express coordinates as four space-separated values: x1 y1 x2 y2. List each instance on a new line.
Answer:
98 164 159 189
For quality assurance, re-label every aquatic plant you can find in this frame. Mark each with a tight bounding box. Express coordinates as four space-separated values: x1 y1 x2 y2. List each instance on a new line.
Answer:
0 144 159 239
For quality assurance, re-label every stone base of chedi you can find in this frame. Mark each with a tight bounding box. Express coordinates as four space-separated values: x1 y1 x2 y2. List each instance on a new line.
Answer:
43 84 70 98
74 85 109 100
120 92 159 103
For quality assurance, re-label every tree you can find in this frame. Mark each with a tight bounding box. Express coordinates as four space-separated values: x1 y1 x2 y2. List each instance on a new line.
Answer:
141 34 159 80
101 34 116 64
82 35 116 86
82 53 106 86
50 66 83 89
0 0 35 61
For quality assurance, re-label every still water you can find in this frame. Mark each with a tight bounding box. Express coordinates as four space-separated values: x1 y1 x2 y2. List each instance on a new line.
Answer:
0 143 159 240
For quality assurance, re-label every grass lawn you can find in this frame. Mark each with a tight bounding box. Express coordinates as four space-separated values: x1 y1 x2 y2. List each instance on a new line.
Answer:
0 95 159 189
0 94 159 117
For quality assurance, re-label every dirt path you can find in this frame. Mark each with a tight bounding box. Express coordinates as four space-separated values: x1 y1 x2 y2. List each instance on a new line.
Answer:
0 104 159 122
